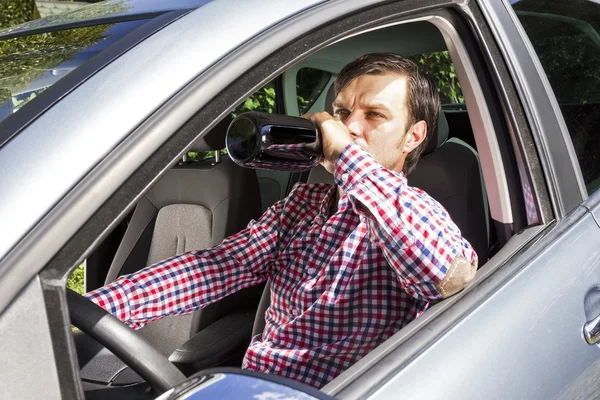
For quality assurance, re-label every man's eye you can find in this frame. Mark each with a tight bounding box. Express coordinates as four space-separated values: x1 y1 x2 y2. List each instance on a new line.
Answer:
367 111 384 119
334 110 349 119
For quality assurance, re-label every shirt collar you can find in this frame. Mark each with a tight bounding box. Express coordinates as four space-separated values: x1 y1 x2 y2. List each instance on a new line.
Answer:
317 185 337 221
316 185 350 222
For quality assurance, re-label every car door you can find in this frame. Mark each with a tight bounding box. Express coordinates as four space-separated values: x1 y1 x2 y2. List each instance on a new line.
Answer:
4 0 596 398
325 0 600 399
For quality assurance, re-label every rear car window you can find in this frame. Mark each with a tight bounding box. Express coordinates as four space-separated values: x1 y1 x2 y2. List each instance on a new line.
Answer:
0 19 148 123
511 0 600 194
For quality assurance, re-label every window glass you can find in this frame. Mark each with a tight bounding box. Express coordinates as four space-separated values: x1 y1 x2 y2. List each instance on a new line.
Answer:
408 51 464 106
0 20 149 123
296 67 331 114
511 0 600 193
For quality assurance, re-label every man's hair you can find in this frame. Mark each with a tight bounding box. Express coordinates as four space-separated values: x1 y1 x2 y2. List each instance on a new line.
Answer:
333 53 440 175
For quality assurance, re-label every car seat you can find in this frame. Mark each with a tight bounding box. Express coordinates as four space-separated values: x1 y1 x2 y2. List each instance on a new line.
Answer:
104 115 264 366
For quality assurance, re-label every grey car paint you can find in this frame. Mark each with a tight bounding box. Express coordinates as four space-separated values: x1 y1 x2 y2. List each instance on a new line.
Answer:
360 204 600 399
0 277 63 400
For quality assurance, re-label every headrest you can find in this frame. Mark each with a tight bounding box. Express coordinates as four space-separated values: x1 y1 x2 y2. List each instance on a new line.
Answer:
422 109 448 156
190 114 233 152
324 82 336 115
323 83 448 156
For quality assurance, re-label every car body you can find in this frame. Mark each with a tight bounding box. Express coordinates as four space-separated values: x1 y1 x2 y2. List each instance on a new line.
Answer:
1 0 600 398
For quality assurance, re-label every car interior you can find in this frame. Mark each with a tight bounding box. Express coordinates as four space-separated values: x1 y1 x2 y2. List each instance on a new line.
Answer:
69 17 532 397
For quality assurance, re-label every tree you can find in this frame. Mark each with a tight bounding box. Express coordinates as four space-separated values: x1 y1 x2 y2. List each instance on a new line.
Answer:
0 24 117 104
409 51 464 104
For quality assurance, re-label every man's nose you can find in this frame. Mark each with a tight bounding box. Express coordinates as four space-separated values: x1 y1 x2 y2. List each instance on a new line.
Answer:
343 113 364 138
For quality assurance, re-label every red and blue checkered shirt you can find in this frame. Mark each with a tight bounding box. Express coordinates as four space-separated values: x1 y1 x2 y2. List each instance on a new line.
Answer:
86 142 477 388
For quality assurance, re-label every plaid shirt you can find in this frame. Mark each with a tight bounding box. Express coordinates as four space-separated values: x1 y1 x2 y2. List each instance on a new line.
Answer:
86 142 477 388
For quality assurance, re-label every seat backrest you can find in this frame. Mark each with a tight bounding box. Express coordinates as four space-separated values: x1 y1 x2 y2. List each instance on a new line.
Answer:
106 116 262 356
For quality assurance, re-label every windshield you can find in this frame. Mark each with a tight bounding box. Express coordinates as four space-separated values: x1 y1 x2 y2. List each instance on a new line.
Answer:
0 19 148 123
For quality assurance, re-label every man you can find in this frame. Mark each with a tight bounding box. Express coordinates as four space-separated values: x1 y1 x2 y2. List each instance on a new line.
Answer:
86 53 478 389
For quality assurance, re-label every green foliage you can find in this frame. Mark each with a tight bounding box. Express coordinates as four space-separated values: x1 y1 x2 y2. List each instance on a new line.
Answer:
67 263 84 295
68 263 84 330
0 0 34 30
409 51 464 104
186 148 228 162
187 83 278 160
233 85 276 116
2 1 130 34
0 0 130 105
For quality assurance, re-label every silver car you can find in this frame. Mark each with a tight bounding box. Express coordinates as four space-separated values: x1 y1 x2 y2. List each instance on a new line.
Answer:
2 0 600 398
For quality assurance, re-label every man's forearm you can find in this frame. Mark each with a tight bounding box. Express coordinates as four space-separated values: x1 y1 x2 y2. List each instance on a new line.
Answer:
85 204 284 329
85 241 263 329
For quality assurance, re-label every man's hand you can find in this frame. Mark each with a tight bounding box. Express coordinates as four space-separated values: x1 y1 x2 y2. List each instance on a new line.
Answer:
302 112 356 173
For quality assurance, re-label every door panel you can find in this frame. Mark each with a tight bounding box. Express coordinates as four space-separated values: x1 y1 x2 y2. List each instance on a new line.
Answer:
369 209 600 399
0 277 63 399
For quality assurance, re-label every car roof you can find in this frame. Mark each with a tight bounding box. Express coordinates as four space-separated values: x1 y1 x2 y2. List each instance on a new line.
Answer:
0 0 213 40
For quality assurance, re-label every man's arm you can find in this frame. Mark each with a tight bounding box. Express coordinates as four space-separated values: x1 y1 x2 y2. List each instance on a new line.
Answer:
85 200 284 329
335 142 478 302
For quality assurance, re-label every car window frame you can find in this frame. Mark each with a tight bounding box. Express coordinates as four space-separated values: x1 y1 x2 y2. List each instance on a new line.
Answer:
7 0 557 397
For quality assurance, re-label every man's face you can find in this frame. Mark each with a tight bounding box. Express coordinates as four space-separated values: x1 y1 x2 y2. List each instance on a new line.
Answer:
332 73 418 173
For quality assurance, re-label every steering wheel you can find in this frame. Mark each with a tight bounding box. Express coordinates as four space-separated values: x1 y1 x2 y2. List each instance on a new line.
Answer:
67 289 186 393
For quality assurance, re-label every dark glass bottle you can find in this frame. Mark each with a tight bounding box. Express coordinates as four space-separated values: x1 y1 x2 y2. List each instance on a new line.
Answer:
226 112 322 171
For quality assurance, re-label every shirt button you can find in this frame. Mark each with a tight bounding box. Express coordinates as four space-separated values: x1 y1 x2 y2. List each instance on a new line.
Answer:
342 173 349 183
307 267 316 275
291 309 299 317
326 226 334 234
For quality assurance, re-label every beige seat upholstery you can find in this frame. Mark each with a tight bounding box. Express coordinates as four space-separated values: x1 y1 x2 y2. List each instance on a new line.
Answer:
105 116 263 360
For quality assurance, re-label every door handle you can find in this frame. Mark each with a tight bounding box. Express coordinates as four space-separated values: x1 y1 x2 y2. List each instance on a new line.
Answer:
584 314 600 345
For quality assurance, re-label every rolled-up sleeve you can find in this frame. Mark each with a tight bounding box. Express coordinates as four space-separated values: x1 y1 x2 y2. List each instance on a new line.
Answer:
334 142 478 301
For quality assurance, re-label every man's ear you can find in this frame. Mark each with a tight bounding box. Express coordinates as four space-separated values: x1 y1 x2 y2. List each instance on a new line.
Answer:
402 120 427 153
